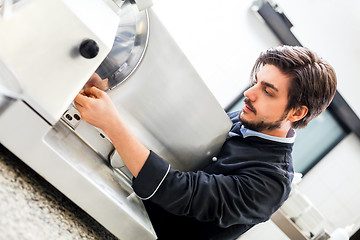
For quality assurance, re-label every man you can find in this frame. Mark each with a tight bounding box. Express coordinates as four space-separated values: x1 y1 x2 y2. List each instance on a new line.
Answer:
74 46 337 239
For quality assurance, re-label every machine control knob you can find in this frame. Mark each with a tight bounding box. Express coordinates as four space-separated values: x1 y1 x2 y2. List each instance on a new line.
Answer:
79 39 99 59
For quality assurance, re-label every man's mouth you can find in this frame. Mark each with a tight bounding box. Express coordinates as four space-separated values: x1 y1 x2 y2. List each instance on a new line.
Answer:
243 98 256 114
244 105 254 113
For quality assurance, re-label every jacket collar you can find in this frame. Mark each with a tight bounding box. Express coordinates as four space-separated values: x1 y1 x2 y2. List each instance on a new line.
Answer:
228 122 296 144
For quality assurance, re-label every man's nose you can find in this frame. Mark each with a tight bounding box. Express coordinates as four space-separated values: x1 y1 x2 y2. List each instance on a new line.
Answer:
243 86 256 102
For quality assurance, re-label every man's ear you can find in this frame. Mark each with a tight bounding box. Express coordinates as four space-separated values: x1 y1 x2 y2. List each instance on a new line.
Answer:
288 105 308 123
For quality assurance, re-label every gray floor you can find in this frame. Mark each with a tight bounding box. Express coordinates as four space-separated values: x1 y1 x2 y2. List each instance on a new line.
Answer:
0 144 119 240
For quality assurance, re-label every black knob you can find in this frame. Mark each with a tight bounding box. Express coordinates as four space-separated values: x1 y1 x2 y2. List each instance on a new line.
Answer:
79 39 99 59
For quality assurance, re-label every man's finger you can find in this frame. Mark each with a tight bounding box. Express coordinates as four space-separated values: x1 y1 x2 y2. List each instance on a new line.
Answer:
74 93 88 106
83 86 104 98
73 101 83 111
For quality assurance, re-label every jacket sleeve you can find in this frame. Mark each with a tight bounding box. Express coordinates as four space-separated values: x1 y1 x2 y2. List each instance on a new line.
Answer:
132 151 290 228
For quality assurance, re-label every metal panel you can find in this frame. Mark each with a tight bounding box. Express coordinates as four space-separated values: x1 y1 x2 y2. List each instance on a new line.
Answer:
0 100 156 239
107 9 232 171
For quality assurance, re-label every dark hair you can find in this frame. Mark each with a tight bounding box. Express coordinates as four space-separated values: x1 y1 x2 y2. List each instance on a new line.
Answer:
250 45 337 129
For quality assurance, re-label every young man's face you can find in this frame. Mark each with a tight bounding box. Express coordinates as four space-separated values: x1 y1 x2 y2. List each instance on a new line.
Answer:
239 64 292 135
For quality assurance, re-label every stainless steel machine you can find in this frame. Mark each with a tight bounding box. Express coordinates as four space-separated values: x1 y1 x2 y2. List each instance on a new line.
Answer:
0 0 232 239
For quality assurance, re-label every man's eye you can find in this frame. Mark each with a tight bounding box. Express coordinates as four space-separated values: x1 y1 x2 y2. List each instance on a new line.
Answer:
264 88 271 96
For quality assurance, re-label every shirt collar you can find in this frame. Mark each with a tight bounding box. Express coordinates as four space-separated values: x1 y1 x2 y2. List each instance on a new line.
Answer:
239 125 296 144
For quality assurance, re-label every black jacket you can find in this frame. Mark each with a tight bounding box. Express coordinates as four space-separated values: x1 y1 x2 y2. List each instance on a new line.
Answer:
132 111 294 239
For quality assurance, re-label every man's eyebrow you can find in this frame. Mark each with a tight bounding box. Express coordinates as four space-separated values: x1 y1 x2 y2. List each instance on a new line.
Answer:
261 81 279 92
254 74 279 92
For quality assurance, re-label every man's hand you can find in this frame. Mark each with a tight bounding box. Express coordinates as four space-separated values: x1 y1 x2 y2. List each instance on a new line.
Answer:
74 86 119 135
74 86 149 177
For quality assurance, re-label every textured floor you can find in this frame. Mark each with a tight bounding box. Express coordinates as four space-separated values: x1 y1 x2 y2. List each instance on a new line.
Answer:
0 144 118 240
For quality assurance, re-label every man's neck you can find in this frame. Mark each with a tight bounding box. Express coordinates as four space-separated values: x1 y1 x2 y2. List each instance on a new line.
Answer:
261 124 292 138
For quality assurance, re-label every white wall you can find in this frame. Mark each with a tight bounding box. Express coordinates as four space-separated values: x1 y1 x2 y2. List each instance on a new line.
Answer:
152 0 280 107
153 0 360 237
274 0 360 235
299 133 360 233
275 0 360 117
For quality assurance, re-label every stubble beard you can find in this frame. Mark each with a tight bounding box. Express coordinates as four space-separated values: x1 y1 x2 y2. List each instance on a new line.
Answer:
239 110 289 133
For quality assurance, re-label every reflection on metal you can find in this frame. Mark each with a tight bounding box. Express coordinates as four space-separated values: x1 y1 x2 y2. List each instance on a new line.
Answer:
112 0 125 9
110 150 134 180
95 1 149 90
0 57 20 115
0 94 13 115
0 57 23 99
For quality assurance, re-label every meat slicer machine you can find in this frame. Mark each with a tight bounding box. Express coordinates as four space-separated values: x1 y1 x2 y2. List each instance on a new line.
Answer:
0 0 232 239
